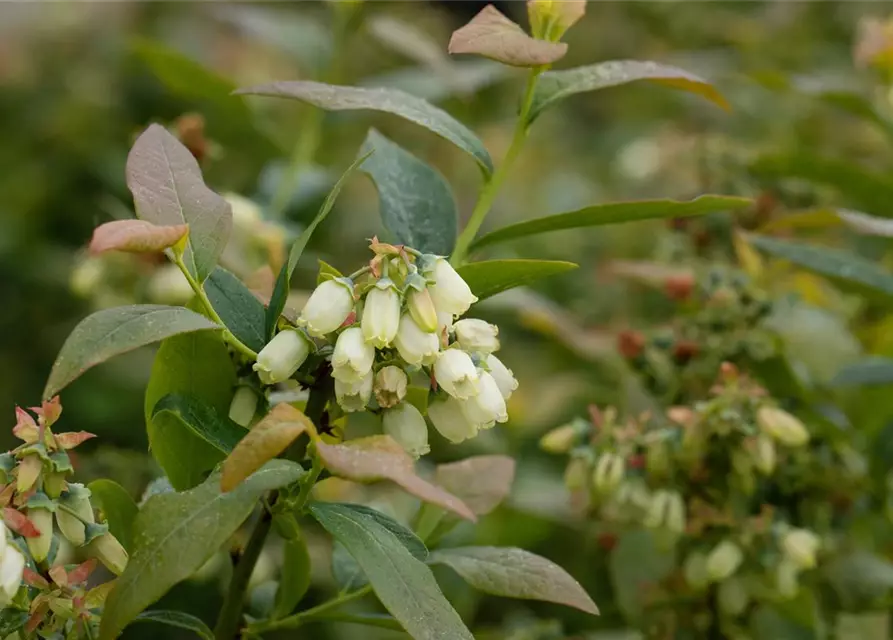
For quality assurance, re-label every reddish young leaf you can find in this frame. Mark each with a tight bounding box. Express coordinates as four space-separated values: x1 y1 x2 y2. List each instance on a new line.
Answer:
55 431 97 450
434 455 516 516
48 565 68 588
449 5 567 67
4 507 41 537
89 219 190 256
26 603 47 634
67 559 98 585
220 404 312 493
317 436 476 521
13 407 38 443
32 397 62 426
22 568 49 589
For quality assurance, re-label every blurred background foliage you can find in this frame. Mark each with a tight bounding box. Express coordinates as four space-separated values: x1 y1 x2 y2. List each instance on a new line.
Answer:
3 1 893 638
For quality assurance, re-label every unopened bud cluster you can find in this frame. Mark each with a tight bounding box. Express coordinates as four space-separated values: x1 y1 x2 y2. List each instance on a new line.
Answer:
246 243 518 457
0 398 127 636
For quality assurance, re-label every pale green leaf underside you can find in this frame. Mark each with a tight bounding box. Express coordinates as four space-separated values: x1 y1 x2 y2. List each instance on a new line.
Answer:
133 610 214 640
457 259 578 300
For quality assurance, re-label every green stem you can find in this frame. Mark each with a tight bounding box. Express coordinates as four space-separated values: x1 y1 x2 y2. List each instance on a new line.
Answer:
450 68 542 265
249 585 374 634
174 256 259 360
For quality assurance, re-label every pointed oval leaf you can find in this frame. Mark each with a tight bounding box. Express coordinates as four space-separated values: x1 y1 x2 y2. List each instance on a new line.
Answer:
329 503 427 560
448 5 567 68
428 546 598 615
236 81 493 175
266 153 370 339
435 455 515 516
529 60 729 123
145 326 236 491
360 129 458 255
221 404 311 492
839 209 893 237
87 480 139 552
316 436 475 521
90 220 189 255
204 267 266 353
309 502 474 640
830 357 893 388
368 16 451 72
133 610 213 640
470 195 752 251
747 234 893 300
44 305 220 399
126 124 233 282
99 460 304 640
457 259 578 300
151 393 246 456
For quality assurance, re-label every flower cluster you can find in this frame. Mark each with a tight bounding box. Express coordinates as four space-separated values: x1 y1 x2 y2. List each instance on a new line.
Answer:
0 399 126 636
247 242 518 457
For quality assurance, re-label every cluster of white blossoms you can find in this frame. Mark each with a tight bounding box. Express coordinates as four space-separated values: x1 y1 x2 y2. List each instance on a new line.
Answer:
250 246 518 457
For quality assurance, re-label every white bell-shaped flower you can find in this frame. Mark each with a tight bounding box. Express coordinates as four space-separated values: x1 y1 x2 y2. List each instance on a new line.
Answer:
0 521 23 605
485 354 518 400
362 280 401 348
374 366 408 409
332 327 375 383
383 402 430 458
460 370 507 428
228 387 258 427
434 349 480 400
437 310 454 338
429 258 478 316
394 314 440 366
407 287 439 333
335 370 373 413
427 395 478 443
454 318 500 354
300 278 354 337
253 329 313 385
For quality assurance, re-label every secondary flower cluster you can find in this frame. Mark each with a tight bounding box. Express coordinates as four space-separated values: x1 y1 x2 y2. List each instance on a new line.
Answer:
248 243 518 457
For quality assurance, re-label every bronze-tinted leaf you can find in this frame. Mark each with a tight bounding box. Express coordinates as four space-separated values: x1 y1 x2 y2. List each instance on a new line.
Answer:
221 405 312 492
316 436 475 521
89 220 189 255
434 455 515 516
448 5 567 68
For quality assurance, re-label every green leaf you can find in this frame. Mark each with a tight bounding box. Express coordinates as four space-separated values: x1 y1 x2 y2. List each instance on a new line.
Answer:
835 612 890 640
100 460 304 640
132 610 214 640
334 503 428 560
44 305 219 399
0 610 29 636
839 209 893 237
265 153 370 339
236 81 494 175
447 5 567 68
359 129 458 256
273 515 311 618
151 393 246 456
204 267 266 353
528 60 729 123
145 328 236 491
751 154 893 219
87 480 139 552
609 530 675 618
303 612 403 631
309 502 473 640
747 234 893 300
470 196 752 251
428 546 598 614
457 259 578 300
126 124 232 282
332 541 367 591
831 357 893 387
434 455 516 516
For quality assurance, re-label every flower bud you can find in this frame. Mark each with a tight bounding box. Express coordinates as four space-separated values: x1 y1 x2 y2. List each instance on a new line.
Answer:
592 454 625 493
434 349 480 400
643 489 669 528
429 258 478 316
335 371 373 413
332 326 375 383
454 319 500 354
752 435 776 475
394 313 440 366
70 257 104 298
757 406 809 447
300 279 354 337
26 508 54 564
0 544 24 605
407 288 438 334
17 454 43 494
706 541 744 582
485 354 518 400
717 577 749 616
89 532 128 575
253 329 312 385
374 366 408 409
781 528 820 570
646 440 671 478
43 472 67 500
427 395 478 443
382 403 430 458
460 371 507 429
683 551 709 590
665 492 686 534
56 485 95 547
564 457 589 491
540 424 579 454
776 558 800 598
228 387 258 428
362 280 401 348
